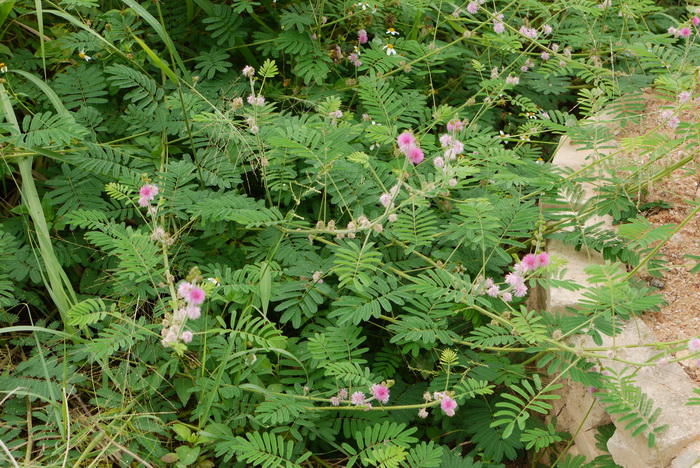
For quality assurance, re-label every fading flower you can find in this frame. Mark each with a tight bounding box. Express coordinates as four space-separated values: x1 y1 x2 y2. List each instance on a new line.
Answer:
689 338 700 352
186 306 201 320
242 65 255 78
379 193 392 207
514 282 528 297
181 331 193 343
351 391 366 405
418 408 429 418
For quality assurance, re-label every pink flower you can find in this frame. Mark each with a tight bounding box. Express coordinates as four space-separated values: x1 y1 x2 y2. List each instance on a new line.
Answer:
439 134 453 148
487 285 500 297
493 21 505 34
338 389 348 400
444 139 464 160
680 27 692 38
449 178 457 187
186 286 206 305
371 384 390 404
679 91 692 103
505 272 523 286
543 24 553 35
668 27 678 36
467 1 479 14
501 292 512 302
505 76 520 85
348 53 362 67
351 391 366 405
407 147 424 164
537 252 550 267
242 65 255 78
519 26 538 39
330 396 340 406
693 16 700 26
541 52 550 61
433 157 445 168
138 196 150 207
181 331 193 343
358 29 368 44
484 278 494 289
668 117 680 129
397 131 416 150
514 282 528 297
186 306 201 320
379 193 392 207
440 396 458 416
521 254 538 271
139 184 159 200
689 338 700 352
178 282 193 299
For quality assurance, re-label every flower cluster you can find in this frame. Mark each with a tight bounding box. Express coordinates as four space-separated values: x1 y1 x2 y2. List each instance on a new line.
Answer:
335 382 391 410
493 13 505 34
161 280 207 348
439 134 464 160
247 94 265 106
397 130 424 164
138 184 159 208
479 252 550 302
660 109 680 130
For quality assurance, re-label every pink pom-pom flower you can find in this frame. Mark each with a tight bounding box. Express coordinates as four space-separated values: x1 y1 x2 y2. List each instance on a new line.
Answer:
371 384 390 404
440 396 458 416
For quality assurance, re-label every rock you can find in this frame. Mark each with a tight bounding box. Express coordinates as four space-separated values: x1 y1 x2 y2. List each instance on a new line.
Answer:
671 440 700 468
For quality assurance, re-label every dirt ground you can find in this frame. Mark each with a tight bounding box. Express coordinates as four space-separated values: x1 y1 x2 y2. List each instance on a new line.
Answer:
614 91 700 379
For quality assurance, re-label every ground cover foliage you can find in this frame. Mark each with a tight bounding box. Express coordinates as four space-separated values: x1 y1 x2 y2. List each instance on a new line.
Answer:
0 0 699 466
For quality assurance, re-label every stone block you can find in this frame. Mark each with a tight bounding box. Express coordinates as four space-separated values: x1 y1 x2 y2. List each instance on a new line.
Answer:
671 440 700 468
545 239 607 315
578 320 700 468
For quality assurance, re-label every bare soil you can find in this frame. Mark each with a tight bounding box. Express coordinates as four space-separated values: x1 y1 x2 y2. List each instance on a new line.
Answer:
615 91 700 380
